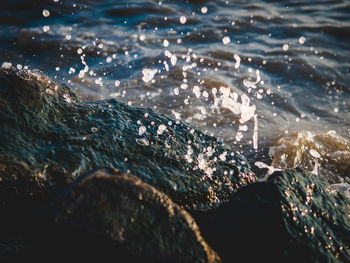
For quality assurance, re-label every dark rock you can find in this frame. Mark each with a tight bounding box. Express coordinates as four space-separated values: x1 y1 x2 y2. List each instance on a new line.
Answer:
48 168 221 263
0 205 146 262
0 67 256 210
194 168 350 263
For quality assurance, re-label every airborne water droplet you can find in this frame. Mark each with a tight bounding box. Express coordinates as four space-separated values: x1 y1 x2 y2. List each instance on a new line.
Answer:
222 36 230 45
310 149 321 159
42 9 50 17
201 7 208 14
180 16 187 24
139 34 146 41
163 39 169 47
299 36 306 44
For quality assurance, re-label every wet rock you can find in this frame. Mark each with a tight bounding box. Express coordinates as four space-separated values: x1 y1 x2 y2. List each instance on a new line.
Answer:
48 168 221 263
0 67 256 210
195 168 350 263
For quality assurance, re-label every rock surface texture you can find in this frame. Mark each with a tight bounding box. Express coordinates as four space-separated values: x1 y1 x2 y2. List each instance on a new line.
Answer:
0 67 255 211
195 168 350 263
1 67 349 263
48 168 221 263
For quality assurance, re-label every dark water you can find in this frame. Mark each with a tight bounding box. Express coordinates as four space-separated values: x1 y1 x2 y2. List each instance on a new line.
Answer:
1 1 349 179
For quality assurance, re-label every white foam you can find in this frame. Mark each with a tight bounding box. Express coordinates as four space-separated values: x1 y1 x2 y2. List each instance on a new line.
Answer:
239 94 256 123
1 62 12 69
243 70 261 89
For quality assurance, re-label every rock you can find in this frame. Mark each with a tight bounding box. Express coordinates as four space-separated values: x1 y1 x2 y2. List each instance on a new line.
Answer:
0 67 256 210
194 168 350 263
48 168 221 263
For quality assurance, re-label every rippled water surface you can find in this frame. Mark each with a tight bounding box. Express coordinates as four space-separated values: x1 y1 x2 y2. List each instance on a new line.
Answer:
1 0 349 176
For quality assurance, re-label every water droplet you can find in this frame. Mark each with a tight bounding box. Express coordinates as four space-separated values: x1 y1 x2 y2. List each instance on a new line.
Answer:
157 124 167 135
139 34 145 41
310 149 321 159
42 9 50 17
193 85 201 98
180 16 187 24
222 36 230 45
114 80 120 87
1 62 12 69
43 25 50 32
201 7 208 14
234 54 241 69
299 36 306 44
282 44 289 51
180 83 188 90
138 126 147 136
172 110 181 120
136 138 150 146
142 68 157 83
170 55 177 66
163 39 169 47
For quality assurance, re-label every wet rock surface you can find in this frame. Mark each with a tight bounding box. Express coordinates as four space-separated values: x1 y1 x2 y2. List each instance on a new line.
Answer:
1 67 349 262
0 67 255 211
194 168 350 263
47 168 221 263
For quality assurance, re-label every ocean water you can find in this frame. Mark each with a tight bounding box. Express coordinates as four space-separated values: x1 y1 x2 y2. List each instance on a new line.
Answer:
0 0 349 180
